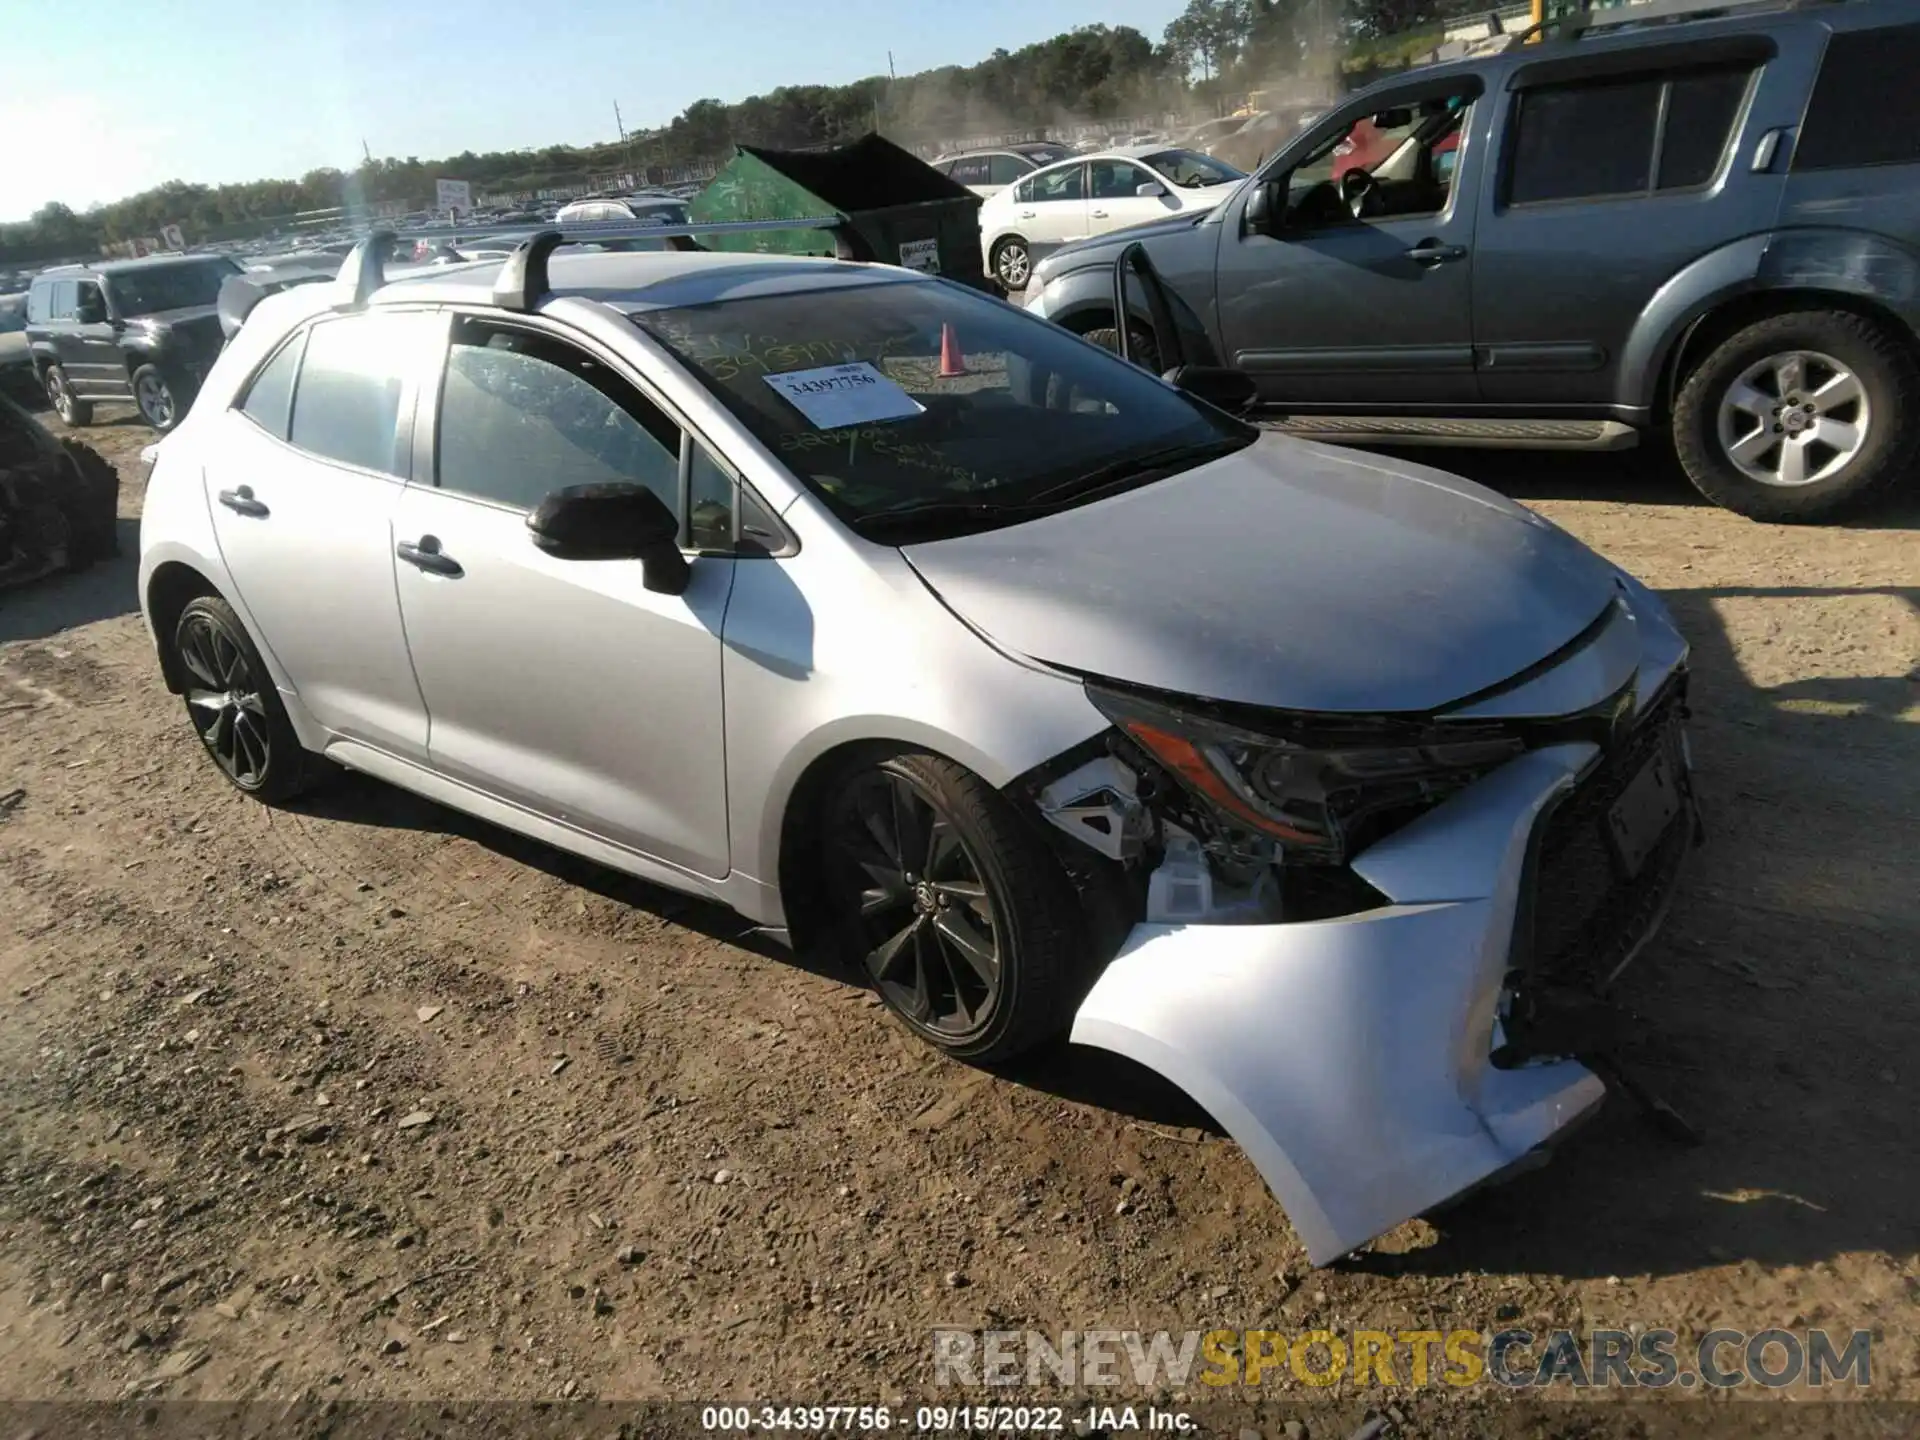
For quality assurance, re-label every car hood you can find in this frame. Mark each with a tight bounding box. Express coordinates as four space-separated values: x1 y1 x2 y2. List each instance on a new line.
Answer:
1033 206 1222 278
899 436 1622 714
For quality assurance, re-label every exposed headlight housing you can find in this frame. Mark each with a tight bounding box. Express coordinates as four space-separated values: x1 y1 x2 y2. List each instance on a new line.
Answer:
1086 684 1524 863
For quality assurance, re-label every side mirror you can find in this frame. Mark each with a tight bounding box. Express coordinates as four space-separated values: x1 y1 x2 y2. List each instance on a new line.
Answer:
1163 364 1258 415
1242 180 1282 237
1136 181 1168 198
527 482 690 595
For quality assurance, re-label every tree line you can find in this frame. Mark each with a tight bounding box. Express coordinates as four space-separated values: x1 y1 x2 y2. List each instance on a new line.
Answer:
1 0 1485 264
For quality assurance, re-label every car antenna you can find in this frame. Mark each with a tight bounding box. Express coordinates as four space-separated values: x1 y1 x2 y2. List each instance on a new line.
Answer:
492 228 566 312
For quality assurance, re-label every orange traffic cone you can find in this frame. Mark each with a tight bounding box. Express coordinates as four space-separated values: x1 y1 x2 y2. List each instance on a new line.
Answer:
938 322 965 378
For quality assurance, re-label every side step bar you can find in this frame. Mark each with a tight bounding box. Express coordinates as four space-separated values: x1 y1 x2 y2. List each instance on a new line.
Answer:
1263 416 1641 451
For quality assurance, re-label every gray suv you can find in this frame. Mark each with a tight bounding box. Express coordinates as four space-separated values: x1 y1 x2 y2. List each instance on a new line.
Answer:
1024 0 1920 522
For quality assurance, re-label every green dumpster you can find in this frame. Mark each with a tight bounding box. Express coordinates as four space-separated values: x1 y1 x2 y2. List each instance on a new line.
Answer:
688 134 994 292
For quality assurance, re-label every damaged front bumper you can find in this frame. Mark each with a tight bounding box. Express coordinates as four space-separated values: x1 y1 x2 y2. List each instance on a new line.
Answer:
1069 695 1696 1265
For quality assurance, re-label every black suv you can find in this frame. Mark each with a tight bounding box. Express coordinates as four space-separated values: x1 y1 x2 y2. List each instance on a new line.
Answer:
1024 0 1920 521
25 254 241 432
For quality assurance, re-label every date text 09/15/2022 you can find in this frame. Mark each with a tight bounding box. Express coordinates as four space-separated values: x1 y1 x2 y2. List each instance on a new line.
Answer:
700 1404 1195 1432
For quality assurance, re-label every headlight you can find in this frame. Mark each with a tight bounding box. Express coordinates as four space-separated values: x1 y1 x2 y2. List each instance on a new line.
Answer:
1086 685 1523 862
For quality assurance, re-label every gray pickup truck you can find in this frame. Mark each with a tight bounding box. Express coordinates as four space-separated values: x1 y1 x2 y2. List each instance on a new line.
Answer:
1023 0 1920 522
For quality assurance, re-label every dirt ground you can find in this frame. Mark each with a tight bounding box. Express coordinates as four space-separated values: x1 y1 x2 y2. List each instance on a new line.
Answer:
2 400 1917 1434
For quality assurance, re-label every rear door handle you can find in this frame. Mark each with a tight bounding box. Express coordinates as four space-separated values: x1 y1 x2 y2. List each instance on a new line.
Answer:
1405 241 1468 266
1019 209 1036 219
1090 208 1110 219
217 485 269 518
396 536 463 578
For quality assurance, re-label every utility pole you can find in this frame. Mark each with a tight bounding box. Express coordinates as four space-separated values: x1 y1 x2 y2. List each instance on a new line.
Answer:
362 138 372 163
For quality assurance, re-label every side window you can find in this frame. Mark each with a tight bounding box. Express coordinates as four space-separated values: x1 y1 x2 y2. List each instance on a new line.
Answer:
1089 160 1149 200
1508 65 1755 204
26 283 49 325
1284 92 1474 229
687 444 735 551
238 330 306 439
1795 23 1920 171
50 280 77 321
74 281 104 320
1032 164 1085 203
288 312 426 476
949 156 990 186
1657 67 1753 189
436 317 682 517
1509 77 1663 204
1011 175 1036 204
987 154 1030 187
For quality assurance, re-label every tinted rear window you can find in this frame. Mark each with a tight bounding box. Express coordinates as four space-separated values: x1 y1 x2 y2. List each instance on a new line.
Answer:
1657 67 1752 189
1510 76 1662 204
1795 23 1920 171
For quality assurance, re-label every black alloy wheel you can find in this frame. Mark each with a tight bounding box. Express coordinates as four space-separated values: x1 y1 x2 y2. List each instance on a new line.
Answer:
172 595 313 802
178 607 273 788
831 764 1005 1046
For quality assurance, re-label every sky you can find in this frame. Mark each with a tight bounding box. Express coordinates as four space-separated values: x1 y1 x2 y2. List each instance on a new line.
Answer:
2 0 1189 223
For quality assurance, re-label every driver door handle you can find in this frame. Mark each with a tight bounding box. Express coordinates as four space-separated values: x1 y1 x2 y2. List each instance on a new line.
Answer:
397 536 463 578
1091 208 1110 219
1405 241 1468 266
217 485 269 518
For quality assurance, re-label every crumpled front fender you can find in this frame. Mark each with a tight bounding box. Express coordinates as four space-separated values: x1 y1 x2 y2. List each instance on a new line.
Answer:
1070 745 1609 1265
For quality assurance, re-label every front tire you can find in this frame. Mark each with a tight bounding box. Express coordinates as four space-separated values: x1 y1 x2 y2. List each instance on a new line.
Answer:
1672 309 1919 522
991 237 1031 291
820 751 1086 1063
44 364 93 427
172 596 313 802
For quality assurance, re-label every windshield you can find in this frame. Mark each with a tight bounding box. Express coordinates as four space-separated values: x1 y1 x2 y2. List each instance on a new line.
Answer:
103 258 239 316
1143 148 1245 188
633 280 1251 538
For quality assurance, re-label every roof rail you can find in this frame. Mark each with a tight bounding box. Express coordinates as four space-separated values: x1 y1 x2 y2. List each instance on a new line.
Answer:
1501 0 1834 49
338 214 871 312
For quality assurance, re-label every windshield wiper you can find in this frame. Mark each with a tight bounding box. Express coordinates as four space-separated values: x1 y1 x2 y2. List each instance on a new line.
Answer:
1020 435 1250 508
854 436 1251 542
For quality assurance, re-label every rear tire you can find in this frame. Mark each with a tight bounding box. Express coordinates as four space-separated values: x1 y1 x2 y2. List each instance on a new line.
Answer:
172 596 314 803
131 363 187 433
1671 308 1919 522
991 237 1031 291
44 365 92 427
815 749 1088 1063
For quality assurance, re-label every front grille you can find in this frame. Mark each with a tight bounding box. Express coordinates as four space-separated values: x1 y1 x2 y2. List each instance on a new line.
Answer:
1521 681 1692 986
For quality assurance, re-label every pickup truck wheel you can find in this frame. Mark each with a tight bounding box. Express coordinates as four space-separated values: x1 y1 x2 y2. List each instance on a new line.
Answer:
991 237 1031 290
1673 310 1919 522
44 365 93 427
1082 324 1161 374
131 364 186 432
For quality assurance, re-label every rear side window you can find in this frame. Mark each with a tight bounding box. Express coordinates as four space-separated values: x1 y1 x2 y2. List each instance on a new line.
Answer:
987 154 1030 186
1508 65 1754 204
239 331 305 439
26 282 50 325
50 280 78 321
948 156 990 186
288 313 427 476
1795 23 1920 171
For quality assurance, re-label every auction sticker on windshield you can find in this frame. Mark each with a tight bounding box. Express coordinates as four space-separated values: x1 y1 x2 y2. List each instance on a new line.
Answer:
764 362 926 429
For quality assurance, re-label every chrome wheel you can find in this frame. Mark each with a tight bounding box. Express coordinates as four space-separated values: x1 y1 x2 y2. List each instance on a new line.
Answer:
135 371 176 430
178 611 272 789
1716 349 1869 489
830 768 1003 1042
995 240 1030 289
47 369 76 423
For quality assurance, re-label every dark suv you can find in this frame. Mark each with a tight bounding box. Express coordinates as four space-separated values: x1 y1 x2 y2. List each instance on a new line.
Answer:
25 254 241 432
1024 0 1920 521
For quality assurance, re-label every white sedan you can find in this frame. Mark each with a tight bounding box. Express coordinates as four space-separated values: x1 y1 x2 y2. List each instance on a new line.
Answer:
978 146 1246 290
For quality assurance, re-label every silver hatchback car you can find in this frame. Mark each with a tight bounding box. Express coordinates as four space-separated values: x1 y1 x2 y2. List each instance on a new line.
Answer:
139 232 1700 1263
